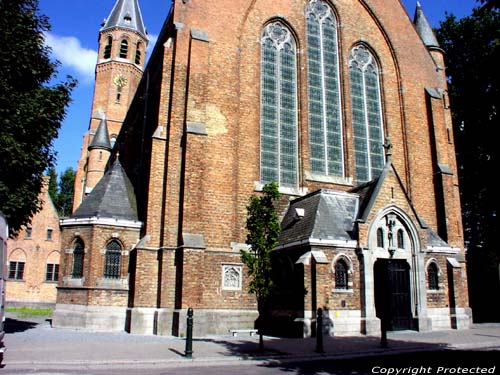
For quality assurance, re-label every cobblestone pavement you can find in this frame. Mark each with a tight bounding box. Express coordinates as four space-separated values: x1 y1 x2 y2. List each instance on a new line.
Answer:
2 313 500 373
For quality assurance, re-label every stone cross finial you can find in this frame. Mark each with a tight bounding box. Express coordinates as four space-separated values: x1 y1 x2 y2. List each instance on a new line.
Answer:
383 137 393 162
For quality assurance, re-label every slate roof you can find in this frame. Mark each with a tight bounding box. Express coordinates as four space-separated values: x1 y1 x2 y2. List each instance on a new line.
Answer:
72 159 138 221
101 0 147 39
414 2 441 49
88 117 111 151
427 227 452 248
279 189 359 246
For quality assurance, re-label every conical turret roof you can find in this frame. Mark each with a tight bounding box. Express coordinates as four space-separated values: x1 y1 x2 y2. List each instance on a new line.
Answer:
101 0 147 40
413 2 441 50
72 159 138 221
88 116 112 151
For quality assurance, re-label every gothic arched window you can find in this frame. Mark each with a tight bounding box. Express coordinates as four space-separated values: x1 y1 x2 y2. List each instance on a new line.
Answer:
349 45 384 184
427 262 439 290
397 229 405 249
72 238 84 278
335 259 348 289
377 227 384 248
306 0 343 177
120 39 128 58
104 240 122 279
260 22 298 188
104 36 112 59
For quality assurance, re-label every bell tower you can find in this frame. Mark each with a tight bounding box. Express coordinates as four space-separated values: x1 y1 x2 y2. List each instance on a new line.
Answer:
73 0 148 211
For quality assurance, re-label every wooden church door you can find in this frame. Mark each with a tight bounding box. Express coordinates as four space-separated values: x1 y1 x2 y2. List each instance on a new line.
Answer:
374 259 413 331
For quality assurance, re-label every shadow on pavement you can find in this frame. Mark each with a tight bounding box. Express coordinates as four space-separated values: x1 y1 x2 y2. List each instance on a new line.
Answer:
259 349 500 375
4 317 39 333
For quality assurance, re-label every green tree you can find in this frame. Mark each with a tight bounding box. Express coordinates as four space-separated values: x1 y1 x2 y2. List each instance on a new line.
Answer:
47 167 58 203
54 167 75 217
241 182 281 351
0 0 76 235
436 7 500 321
478 0 500 10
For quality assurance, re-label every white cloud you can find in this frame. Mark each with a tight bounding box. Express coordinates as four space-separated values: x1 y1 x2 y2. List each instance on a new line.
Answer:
44 33 98 83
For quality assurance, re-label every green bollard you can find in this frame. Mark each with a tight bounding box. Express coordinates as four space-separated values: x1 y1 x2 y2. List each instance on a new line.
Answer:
185 307 194 358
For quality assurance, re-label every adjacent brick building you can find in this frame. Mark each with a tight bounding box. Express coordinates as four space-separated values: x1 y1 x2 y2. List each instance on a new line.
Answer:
6 179 61 306
54 0 472 336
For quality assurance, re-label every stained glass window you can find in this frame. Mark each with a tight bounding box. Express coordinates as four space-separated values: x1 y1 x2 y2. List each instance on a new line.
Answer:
377 227 385 248
260 22 298 188
397 229 405 249
335 259 348 289
349 45 384 184
427 262 439 290
306 0 343 177
104 240 122 279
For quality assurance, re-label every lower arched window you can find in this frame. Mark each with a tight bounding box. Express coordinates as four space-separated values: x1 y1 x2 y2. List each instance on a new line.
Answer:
335 259 348 290
104 240 122 279
427 262 439 290
72 239 84 278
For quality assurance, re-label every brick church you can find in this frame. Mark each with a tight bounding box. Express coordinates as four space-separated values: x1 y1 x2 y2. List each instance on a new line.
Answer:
53 0 472 336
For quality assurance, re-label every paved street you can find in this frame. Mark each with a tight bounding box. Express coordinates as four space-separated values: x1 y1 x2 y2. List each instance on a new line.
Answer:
1 312 499 374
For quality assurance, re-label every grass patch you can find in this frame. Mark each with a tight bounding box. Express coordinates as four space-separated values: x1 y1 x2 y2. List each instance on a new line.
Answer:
5 307 53 317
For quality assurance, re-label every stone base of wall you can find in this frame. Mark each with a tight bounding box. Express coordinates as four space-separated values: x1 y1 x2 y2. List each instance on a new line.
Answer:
6 301 56 310
452 307 473 329
328 310 362 336
127 307 259 336
52 304 127 331
427 308 453 330
427 307 472 330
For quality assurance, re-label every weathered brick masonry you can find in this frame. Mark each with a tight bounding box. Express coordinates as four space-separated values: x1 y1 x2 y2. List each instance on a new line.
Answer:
54 0 471 336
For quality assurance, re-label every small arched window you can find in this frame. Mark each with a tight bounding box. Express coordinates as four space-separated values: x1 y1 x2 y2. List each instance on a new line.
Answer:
377 227 384 248
120 39 128 58
427 262 439 290
104 240 122 279
335 259 348 290
103 36 112 59
135 42 142 64
397 229 405 249
72 238 84 278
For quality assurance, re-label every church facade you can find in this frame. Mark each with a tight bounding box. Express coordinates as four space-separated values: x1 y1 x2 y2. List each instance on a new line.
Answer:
53 0 472 337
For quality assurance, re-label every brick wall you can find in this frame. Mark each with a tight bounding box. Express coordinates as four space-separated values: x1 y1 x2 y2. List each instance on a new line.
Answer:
6 181 61 304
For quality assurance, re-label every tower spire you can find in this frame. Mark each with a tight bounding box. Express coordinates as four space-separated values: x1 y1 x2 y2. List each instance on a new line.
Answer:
101 0 147 40
89 115 112 151
413 2 441 50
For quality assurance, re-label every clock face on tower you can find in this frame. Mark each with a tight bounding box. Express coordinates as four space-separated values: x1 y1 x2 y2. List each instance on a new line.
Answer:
113 74 128 88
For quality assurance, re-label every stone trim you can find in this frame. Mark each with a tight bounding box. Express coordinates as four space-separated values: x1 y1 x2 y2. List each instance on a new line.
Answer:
190 28 210 42
186 121 208 136
305 171 353 186
60 217 143 229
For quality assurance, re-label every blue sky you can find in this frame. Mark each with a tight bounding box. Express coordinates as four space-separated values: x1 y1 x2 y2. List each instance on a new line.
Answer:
39 0 479 176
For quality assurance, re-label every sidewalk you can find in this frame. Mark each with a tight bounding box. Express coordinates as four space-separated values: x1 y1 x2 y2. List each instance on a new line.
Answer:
2 312 500 371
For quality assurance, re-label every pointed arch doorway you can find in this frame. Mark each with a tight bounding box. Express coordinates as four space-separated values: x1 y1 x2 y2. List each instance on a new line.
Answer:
374 258 413 331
